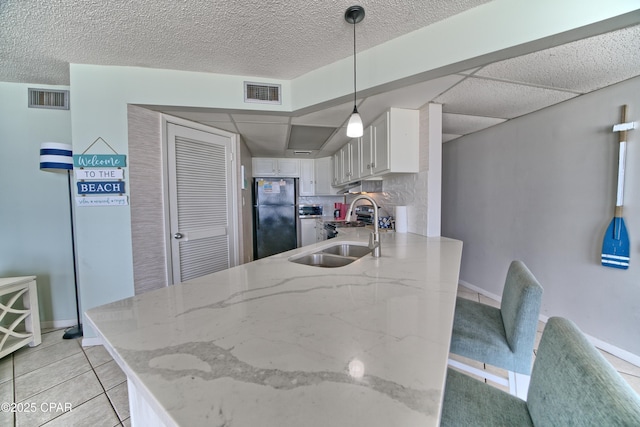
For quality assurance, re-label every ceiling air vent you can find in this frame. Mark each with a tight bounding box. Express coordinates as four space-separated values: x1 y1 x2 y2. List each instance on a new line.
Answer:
244 82 281 105
28 88 70 110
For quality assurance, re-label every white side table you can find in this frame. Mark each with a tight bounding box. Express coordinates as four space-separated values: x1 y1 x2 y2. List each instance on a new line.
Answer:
0 276 42 358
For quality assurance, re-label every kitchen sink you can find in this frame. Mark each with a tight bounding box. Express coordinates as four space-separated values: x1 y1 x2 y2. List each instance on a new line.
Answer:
289 253 356 268
289 243 371 268
320 243 372 258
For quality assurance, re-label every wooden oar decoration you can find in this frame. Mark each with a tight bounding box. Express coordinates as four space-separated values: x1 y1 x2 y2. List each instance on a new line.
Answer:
601 105 635 269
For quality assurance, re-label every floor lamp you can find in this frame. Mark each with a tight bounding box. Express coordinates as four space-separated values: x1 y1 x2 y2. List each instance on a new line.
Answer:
39 142 83 339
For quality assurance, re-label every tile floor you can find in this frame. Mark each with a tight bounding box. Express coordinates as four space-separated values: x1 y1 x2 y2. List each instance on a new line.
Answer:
453 285 640 395
1 285 638 427
0 329 129 427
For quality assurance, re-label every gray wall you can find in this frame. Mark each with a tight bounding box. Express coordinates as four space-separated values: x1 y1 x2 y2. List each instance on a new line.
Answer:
442 76 640 356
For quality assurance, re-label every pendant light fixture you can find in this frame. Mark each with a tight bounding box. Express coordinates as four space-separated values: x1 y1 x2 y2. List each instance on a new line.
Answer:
345 5 365 138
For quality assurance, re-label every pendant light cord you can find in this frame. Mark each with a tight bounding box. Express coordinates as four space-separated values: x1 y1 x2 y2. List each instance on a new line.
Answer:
352 18 357 107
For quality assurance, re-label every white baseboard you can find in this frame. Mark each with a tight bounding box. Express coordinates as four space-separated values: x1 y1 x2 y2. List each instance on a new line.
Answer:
588 334 640 367
40 319 76 330
458 280 640 368
81 336 103 347
458 279 502 301
40 320 103 348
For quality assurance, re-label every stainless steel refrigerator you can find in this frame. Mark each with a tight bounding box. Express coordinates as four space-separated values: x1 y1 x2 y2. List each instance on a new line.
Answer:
253 178 298 259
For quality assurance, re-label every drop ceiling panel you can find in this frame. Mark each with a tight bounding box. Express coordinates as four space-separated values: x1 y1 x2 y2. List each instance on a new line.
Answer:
443 113 506 135
318 125 350 155
356 74 466 126
475 25 640 93
236 122 289 156
364 74 466 110
292 103 353 127
288 125 337 150
434 77 578 119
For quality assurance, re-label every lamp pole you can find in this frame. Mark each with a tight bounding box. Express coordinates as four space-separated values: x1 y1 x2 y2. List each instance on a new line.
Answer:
63 170 82 339
39 142 83 339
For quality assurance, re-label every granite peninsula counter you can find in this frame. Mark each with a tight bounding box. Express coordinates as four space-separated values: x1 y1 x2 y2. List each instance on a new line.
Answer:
86 230 463 427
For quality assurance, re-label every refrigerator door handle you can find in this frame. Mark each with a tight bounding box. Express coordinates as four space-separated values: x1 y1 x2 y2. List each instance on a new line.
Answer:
255 208 260 230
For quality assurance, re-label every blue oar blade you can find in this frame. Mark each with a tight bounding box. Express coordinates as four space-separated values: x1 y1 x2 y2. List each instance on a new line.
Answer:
601 217 630 269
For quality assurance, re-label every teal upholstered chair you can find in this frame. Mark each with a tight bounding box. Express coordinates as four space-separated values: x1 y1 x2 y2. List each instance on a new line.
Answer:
442 317 640 426
448 260 543 398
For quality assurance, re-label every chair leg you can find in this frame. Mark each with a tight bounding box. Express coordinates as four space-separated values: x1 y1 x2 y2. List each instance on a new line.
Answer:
508 371 530 400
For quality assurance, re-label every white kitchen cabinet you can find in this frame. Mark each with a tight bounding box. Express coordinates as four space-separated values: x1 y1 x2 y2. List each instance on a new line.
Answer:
252 158 277 176
372 113 390 175
338 145 350 184
299 157 333 196
252 158 300 177
361 115 388 177
337 108 419 182
277 158 300 176
332 152 341 186
313 157 333 195
299 159 315 196
361 108 419 177
348 139 361 182
300 218 317 247
336 139 360 184
360 125 374 178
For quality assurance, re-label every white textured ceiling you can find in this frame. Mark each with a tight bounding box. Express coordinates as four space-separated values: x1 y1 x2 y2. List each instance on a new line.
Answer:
0 0 489 85
2 1 640 157
437 24 640 142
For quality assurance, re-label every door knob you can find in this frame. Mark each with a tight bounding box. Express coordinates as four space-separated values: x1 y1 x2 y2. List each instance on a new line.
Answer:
174 232 183 239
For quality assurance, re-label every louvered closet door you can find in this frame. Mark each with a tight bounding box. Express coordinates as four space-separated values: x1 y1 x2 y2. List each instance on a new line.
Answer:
167 123 233 283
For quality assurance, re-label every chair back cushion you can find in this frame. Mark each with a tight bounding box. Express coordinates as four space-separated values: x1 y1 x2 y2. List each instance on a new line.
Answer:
527 317 640 425
500 260 543 372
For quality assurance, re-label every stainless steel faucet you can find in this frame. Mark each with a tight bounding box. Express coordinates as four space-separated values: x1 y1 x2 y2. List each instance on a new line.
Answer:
347 194 381 257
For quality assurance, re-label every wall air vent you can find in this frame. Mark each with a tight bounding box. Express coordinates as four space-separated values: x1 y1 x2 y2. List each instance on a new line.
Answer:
244 82 281 105
28 88 70 110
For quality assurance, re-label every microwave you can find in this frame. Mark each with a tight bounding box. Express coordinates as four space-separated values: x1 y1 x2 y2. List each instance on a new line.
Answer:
298 205 323 218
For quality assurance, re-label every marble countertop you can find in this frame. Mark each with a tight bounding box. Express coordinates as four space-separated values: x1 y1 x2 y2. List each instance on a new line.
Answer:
86 230 463 427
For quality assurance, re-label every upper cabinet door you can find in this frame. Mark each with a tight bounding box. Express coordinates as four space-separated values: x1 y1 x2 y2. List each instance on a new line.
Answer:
361 126 374 178
372 112 390 175
361 108 418 177
252 158 277 176
314 157 332 195
385 108 419 174
349 138 361 181
339 144 351 183
332 152 341 186
276 158 300 177
299 159 315 196
252 158 300 177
